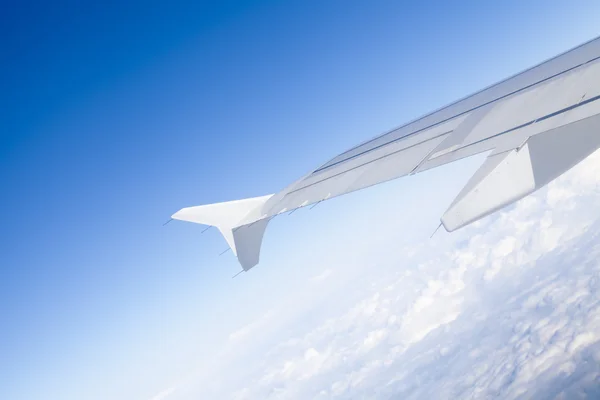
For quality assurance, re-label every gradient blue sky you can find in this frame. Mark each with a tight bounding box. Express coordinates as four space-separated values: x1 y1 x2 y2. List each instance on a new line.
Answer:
1 1 599 399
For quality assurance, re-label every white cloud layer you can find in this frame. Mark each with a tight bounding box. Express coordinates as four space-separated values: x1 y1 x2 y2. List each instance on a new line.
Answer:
148 387 176 400
170 150 600 399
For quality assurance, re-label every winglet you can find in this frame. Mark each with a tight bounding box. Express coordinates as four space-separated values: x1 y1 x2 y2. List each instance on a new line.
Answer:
172 194 274 270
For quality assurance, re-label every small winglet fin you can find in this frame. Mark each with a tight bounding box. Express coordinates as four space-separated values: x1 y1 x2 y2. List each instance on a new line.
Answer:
172 194 273 270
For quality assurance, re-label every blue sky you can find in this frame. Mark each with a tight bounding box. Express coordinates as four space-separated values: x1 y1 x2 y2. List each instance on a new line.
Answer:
1 1 599 399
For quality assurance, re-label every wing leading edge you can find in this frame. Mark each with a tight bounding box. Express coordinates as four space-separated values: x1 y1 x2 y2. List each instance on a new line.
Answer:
173 36 600 271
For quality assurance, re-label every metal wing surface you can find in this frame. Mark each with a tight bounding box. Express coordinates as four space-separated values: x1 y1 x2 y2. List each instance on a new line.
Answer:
173 36 600 271
263 36 600 220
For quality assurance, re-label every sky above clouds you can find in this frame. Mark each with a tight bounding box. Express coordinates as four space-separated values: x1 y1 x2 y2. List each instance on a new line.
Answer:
2 1 600 400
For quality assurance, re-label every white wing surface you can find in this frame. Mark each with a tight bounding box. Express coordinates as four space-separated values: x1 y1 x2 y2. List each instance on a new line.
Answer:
173 36 600 271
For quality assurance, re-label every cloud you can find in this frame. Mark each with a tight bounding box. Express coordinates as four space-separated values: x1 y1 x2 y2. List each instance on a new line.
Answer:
228 310 275 342
148 387 176 400
187 150 600 399
311 268 333 283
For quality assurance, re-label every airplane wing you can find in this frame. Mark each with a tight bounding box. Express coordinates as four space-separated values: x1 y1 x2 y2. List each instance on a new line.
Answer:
173 36 600 271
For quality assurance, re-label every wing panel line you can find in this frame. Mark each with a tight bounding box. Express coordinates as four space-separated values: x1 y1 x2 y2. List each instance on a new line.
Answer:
286 131 452 195
452 93 600 155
